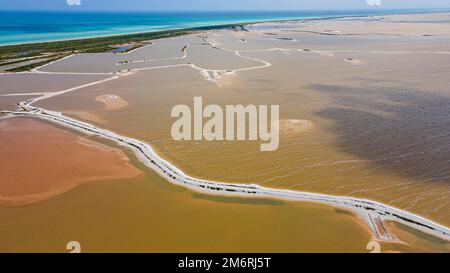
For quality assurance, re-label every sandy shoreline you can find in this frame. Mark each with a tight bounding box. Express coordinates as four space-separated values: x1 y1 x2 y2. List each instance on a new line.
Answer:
1 10 448 47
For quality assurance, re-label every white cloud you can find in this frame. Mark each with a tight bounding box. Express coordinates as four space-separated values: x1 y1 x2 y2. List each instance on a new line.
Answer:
67 0 81 6
366 0 382 6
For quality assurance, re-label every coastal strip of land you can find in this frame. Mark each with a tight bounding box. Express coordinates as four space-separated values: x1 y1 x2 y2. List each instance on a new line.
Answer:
0 24 249 72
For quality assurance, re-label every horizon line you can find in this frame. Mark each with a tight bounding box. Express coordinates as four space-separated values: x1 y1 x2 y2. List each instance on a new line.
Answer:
1 7 450 13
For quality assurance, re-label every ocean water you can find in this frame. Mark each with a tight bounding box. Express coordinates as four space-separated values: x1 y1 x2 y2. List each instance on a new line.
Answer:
0 9 446 45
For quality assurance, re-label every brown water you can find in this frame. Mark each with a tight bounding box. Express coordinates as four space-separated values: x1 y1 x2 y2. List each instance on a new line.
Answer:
39 47 450 227
1 130 448 252
0 117 141 207
0 73 109 95
3 13 450 252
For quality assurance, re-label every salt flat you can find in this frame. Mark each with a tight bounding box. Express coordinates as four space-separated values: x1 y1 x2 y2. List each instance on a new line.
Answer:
1 12 450 252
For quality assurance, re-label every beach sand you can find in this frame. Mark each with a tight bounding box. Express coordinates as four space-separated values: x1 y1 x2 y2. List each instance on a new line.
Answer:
95 94 129 111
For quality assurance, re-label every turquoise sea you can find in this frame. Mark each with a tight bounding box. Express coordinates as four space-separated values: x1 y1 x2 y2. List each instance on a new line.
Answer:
0 9 447 45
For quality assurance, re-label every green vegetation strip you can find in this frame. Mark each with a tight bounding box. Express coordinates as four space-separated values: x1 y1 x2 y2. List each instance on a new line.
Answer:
0 24 245 72
0 29 193 56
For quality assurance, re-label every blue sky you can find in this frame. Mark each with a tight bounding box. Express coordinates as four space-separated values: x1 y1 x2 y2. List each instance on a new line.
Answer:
1 0 450 11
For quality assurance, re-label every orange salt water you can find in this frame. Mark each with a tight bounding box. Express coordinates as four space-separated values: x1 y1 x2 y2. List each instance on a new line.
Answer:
0 117 141 206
